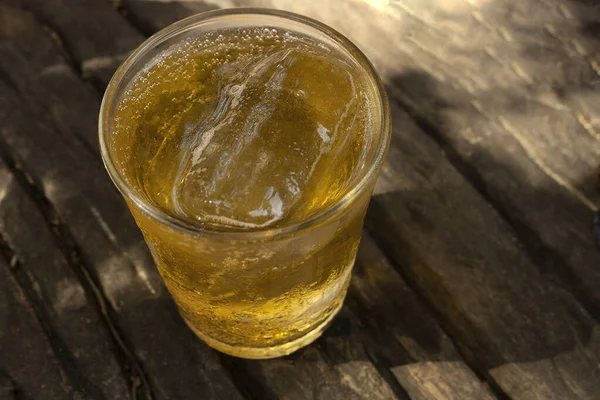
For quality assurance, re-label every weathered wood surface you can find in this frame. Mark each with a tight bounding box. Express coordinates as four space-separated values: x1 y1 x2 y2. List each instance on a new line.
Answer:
0 256 78 400
0 158 131 399
0 0 599 399
0 4 243 399
0 3 493 399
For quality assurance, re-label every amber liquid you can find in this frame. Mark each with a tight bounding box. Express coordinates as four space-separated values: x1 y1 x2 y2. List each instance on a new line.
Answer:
111 27 376 357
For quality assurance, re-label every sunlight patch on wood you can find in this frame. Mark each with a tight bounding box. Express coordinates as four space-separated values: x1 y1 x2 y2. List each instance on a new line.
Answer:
82 54 128 72
90 206 119 247
490 326 600 399
0 169 13 203
498 116 598 211
53 278 87 314
336 361 397 399
40 63 71 77
392 360 495 400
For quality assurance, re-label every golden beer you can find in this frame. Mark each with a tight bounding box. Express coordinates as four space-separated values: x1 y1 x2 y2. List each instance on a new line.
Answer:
100 10 390 358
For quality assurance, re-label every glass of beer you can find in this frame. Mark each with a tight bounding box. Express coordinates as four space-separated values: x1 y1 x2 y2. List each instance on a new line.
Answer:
99 9 390 359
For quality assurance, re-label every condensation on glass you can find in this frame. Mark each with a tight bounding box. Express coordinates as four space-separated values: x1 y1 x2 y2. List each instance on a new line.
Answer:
99 9 390 359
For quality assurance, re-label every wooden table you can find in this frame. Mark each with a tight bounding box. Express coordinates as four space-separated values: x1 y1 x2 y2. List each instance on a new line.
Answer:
1 0 599 399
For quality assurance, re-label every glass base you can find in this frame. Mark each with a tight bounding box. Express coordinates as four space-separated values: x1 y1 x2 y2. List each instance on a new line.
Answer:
183 300 344 359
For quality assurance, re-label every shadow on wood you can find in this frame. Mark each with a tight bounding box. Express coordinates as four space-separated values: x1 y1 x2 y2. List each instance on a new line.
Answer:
367 63 600 397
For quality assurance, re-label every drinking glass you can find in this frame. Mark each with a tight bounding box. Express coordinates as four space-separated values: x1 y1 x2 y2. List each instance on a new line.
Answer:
99 8 390 359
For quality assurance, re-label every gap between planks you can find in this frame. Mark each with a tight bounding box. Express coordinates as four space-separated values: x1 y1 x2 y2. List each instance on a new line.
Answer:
0 136 155 400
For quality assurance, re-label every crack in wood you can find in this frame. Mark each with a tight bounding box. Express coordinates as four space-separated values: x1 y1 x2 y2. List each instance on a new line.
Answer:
217 354 278 400
594 211 600 250
0 233 103 399
0 70 18 93
496 116 597 211
359 340 413 400
0 66 101 161
113 0 155 38
0 139 155 400
0 370 19 400
16 2 106 95
0 7 101 160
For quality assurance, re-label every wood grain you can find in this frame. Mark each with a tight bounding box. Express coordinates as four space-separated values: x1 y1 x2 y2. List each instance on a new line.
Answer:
367 101 600 399
0 4 243 400
0 2 500 399
11 0 143 88
0 258 77 399
120 0 218 35
349 233 497 400
1 0 599 399
223 232 497 400
377 0 600 320
0 159 131 399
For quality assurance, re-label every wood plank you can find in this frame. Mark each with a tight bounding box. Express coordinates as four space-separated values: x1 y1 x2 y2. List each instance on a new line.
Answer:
119 0 218 34
0 258 77 399
349 234 496 400
366 101 600 399
12 0 143 88
0 372 16 400
228 324 404 400
372 0 600 317
0 5 244 400
0 1 113 153
0 161 131 399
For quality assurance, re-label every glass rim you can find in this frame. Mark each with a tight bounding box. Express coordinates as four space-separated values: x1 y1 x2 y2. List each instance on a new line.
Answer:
99 7 391 241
